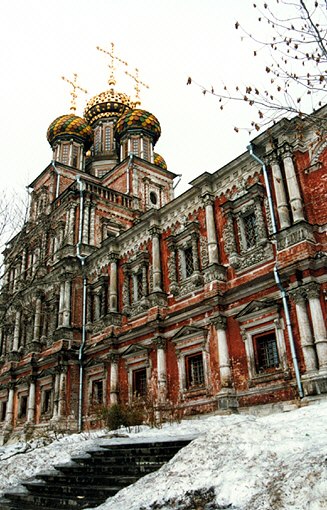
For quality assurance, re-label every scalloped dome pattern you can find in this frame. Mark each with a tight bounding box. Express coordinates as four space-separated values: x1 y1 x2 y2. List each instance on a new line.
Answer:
47 114 93 150
153 152 167 170
84 88 135 126
114 109 161 145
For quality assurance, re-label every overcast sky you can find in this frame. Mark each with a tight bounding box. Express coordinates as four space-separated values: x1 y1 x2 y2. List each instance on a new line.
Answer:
0 0 275 197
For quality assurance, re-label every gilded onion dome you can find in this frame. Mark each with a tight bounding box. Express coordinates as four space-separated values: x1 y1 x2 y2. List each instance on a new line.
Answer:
153 152 167 170
84 88 136 126
114 109 161 145
47 114 93 151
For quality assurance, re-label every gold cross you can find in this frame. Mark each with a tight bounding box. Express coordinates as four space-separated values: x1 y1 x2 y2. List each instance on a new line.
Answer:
125 67 149 105
96 42 128 87
61 73 87 112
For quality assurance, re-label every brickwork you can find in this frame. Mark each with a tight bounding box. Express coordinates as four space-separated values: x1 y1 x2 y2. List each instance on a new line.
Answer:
0 90 326 441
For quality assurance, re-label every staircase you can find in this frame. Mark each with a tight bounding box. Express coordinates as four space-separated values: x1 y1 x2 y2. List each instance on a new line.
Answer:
0 439 190 509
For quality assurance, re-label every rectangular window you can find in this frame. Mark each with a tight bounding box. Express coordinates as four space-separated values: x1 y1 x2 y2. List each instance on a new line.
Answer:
244 212 257 249
136 272 143 300
0 401 6 421
254 332 279 372
41 389 52 414
184 247 194 278
91 380 104 405
143 138 149 160
18 395 28 419
186 353 204 389
132 368 147 397
72 145 79 168
104 126 111 151
132 137 139 156
61 144 69 165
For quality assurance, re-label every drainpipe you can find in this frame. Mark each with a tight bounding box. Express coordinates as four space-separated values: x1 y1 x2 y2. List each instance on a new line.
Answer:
247 144 303 398
76 175 88 431
51 160 61 199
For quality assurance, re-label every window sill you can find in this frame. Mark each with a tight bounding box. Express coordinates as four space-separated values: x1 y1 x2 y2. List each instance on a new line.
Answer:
182 386 207 398
249 369 291 386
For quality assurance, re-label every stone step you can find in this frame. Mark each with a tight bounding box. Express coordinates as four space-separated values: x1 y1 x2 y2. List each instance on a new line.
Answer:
0 438 191 509
0 492 100 509
35 472 139 486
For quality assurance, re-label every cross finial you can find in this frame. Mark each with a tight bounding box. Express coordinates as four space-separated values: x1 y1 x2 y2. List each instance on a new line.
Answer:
96 42 128 87
61 73 87 112
125 67 149 105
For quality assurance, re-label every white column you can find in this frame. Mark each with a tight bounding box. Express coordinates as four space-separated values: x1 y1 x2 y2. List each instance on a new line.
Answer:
291 288 317 373
270 157 291 229
307 283 327 371
82 202 90 244
58 282 65 327
89 204 96 246
33 296 42 342
204 194 219 264
12 309 21 352
27 378 36 423
94 291 101 321
52 372 60 420
5 385 14 426
215 316 232 388
282 145 305 223
58 371 67 417
150 227 162 292
110 355 119 405
67 204 76 245
156 338 167 403
109 255 118 312
62 280 71 327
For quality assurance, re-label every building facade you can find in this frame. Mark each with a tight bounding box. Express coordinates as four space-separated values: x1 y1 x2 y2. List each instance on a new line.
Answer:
0 70 326 442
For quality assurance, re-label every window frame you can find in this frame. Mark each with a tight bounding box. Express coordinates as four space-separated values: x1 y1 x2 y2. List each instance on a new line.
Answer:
185 352 205 390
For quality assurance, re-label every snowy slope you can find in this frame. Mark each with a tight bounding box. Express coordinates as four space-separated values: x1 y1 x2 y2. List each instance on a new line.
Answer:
1 401 327 510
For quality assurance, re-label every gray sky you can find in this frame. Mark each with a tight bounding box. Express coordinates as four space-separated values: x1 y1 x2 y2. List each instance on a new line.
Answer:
0 0 269 197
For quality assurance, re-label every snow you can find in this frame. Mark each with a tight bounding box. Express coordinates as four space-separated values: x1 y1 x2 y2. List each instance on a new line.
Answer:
1 400 327 510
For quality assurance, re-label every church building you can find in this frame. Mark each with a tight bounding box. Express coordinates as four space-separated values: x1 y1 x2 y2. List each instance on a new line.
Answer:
0 46 326 442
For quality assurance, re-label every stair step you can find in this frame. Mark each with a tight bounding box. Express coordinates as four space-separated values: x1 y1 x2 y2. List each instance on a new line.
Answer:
1 439 191 509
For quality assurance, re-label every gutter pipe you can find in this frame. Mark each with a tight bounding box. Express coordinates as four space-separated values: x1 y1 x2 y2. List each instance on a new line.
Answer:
75 175 88 432
247 144 304 398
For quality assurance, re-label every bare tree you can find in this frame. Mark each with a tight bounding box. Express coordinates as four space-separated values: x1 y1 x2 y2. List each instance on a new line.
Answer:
187 0 327 133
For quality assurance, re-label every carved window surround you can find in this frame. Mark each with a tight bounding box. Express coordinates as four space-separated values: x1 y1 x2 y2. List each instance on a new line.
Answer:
222 183 273 271
172 325 210 399
167 221 203 297
39 376 53 418
122 252 150 317
85 364 107 414
122 344 151 401
236 300 290 386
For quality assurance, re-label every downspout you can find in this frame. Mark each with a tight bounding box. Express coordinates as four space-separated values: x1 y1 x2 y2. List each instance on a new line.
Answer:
51 160 60 199
76 175 88 432
247 144 303 398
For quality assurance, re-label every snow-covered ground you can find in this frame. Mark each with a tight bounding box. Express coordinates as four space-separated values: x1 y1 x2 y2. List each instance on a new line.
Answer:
1 400 327 510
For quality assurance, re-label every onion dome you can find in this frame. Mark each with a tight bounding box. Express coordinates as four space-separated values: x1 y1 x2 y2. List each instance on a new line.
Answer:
153 152 167 170
114 109 161 145
47 114 93 150
84 88 135 126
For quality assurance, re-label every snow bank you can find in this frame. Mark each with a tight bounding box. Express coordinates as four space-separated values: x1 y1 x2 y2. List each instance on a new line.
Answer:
0 401 327 510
